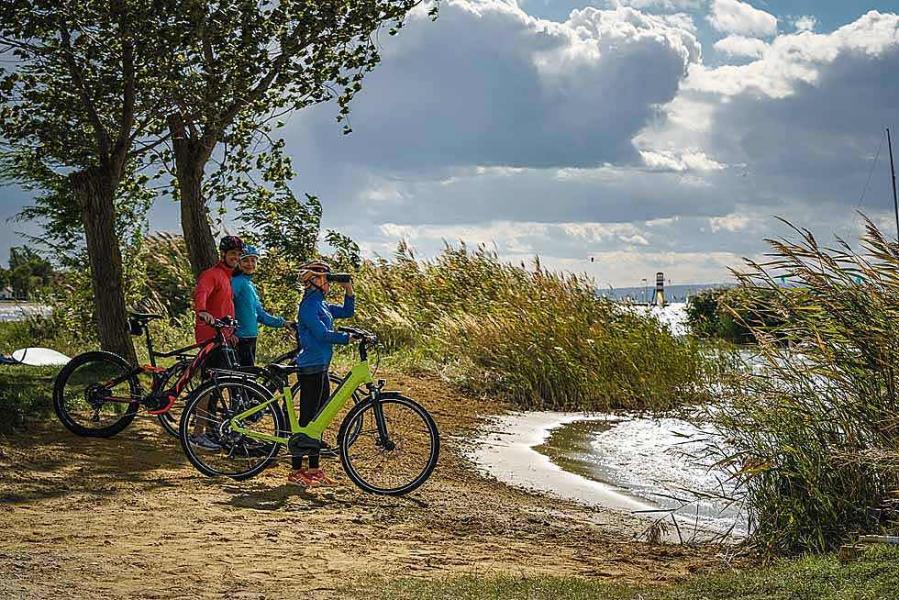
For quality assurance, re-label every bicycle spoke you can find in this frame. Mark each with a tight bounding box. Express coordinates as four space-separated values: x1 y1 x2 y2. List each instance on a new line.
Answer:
182 381 283 479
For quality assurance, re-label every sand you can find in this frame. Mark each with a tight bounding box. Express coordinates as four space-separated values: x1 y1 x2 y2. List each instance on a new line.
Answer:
0 373 732 599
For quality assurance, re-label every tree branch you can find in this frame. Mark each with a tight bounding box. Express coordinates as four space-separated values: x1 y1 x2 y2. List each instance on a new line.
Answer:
112 0 136 171
128 133 172 160
58 20 111 160
216 24 320 135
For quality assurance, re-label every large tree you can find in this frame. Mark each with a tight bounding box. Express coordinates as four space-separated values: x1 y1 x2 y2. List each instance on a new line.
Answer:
0 1 177 361
159 0 430 275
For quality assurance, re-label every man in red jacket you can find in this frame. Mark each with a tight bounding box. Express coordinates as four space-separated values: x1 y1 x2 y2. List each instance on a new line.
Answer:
189 235 243 450
194 235 243 343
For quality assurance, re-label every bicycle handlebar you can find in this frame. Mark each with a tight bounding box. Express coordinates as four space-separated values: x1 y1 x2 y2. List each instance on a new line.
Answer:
213 316 238 329
338 326 378 344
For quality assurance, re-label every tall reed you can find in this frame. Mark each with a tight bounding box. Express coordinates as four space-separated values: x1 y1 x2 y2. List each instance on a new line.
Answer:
708 217 899 554
348 244 716 411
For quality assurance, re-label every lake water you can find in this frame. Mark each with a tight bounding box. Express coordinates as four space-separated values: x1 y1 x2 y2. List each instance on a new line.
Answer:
539 416 746 536
469 412 747 539
0 303 52 322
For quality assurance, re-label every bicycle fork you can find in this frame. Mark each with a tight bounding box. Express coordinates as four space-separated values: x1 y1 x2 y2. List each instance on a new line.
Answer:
368 382 395 451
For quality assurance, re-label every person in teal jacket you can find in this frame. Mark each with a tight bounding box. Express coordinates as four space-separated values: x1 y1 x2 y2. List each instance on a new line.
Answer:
232 245 292 366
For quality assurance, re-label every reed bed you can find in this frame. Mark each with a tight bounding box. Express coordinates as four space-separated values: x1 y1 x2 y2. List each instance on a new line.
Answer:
251 242 717 410
39 238 717 414
707 217 899 554
346 244 716 411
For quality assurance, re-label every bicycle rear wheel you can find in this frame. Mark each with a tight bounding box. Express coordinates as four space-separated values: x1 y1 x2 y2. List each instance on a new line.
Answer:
179 378 285 480
53 351 141 438
338 393 440 496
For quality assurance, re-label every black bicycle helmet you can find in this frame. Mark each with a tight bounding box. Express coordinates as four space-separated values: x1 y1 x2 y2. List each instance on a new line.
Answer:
219 235 244 253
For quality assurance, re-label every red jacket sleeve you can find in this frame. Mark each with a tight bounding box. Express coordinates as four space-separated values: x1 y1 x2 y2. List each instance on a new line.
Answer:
194 270 215 313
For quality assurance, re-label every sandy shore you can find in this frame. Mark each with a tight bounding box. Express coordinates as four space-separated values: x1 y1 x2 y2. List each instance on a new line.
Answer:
0 373 731 598
466 412 656 514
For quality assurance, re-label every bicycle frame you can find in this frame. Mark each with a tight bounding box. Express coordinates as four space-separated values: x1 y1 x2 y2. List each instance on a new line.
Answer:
93 327 237 415
229 359 374 444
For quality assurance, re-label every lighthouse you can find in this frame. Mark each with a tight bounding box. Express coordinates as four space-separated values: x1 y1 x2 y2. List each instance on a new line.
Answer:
650 272 667 307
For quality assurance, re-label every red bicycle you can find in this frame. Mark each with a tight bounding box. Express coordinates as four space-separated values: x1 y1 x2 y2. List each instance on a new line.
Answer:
53 312 242 438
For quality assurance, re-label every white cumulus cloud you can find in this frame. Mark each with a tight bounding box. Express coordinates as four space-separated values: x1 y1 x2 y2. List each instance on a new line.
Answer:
291 0 701 171
793 15 817 32
713 34 768 58
639 149 726 171
604 0 704 11
687 11 899 98
708 0 777 37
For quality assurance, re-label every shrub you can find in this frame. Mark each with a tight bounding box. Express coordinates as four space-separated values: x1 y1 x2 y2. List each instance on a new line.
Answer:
686 287 789 344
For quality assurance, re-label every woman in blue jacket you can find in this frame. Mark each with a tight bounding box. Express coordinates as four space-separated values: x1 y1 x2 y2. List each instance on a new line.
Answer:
288 260 355 488
232 245 291 366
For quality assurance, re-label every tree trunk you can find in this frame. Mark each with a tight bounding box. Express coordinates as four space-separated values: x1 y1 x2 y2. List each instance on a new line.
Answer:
169 116 218 277
71 169 137 364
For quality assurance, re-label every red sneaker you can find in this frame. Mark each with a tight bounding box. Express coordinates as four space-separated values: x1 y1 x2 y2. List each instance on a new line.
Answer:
307 469 337 487
287 469 316 488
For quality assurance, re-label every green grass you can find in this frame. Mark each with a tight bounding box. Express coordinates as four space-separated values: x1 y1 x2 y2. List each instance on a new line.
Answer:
0 364 56 432
345 545 899 600
0 320 65 431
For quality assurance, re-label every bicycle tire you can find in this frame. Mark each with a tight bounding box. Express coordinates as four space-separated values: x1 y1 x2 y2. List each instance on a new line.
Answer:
338 393 440 496
178 377 285 481
53 351 141 438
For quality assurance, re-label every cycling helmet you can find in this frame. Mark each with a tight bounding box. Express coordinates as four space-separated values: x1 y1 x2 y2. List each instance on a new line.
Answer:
240 245 260 260
219 235 244 253
299 260 331 287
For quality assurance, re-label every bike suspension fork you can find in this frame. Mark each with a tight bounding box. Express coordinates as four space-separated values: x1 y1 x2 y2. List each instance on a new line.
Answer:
370 390 396 451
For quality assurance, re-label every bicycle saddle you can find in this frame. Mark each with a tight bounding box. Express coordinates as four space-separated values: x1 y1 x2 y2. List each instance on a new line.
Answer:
266 363 299 379
128 311 163 324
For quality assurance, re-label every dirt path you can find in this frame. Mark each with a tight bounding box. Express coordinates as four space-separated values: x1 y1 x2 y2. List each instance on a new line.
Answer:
0 373 731 599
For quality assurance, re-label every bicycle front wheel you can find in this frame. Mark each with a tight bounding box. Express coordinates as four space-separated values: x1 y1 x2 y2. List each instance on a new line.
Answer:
179 378 285 480
338 393 440 496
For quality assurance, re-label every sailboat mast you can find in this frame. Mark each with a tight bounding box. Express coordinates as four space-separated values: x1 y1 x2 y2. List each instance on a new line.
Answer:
888 128 899 240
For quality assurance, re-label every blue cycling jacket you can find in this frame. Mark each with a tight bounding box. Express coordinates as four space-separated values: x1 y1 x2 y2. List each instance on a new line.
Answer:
295 288 355 370
232 272 285 339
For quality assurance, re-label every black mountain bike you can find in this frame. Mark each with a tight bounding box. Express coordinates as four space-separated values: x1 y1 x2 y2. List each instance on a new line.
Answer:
53 313 243 438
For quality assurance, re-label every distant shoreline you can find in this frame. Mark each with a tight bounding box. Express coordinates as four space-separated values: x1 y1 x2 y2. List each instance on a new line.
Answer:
597 282 735 303
0 302 52 322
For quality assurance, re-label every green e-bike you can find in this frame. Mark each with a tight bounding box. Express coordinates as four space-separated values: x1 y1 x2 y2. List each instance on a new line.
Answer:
178 327 439 496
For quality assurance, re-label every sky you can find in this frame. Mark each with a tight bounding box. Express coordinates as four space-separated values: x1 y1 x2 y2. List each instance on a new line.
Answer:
2 0 899 288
